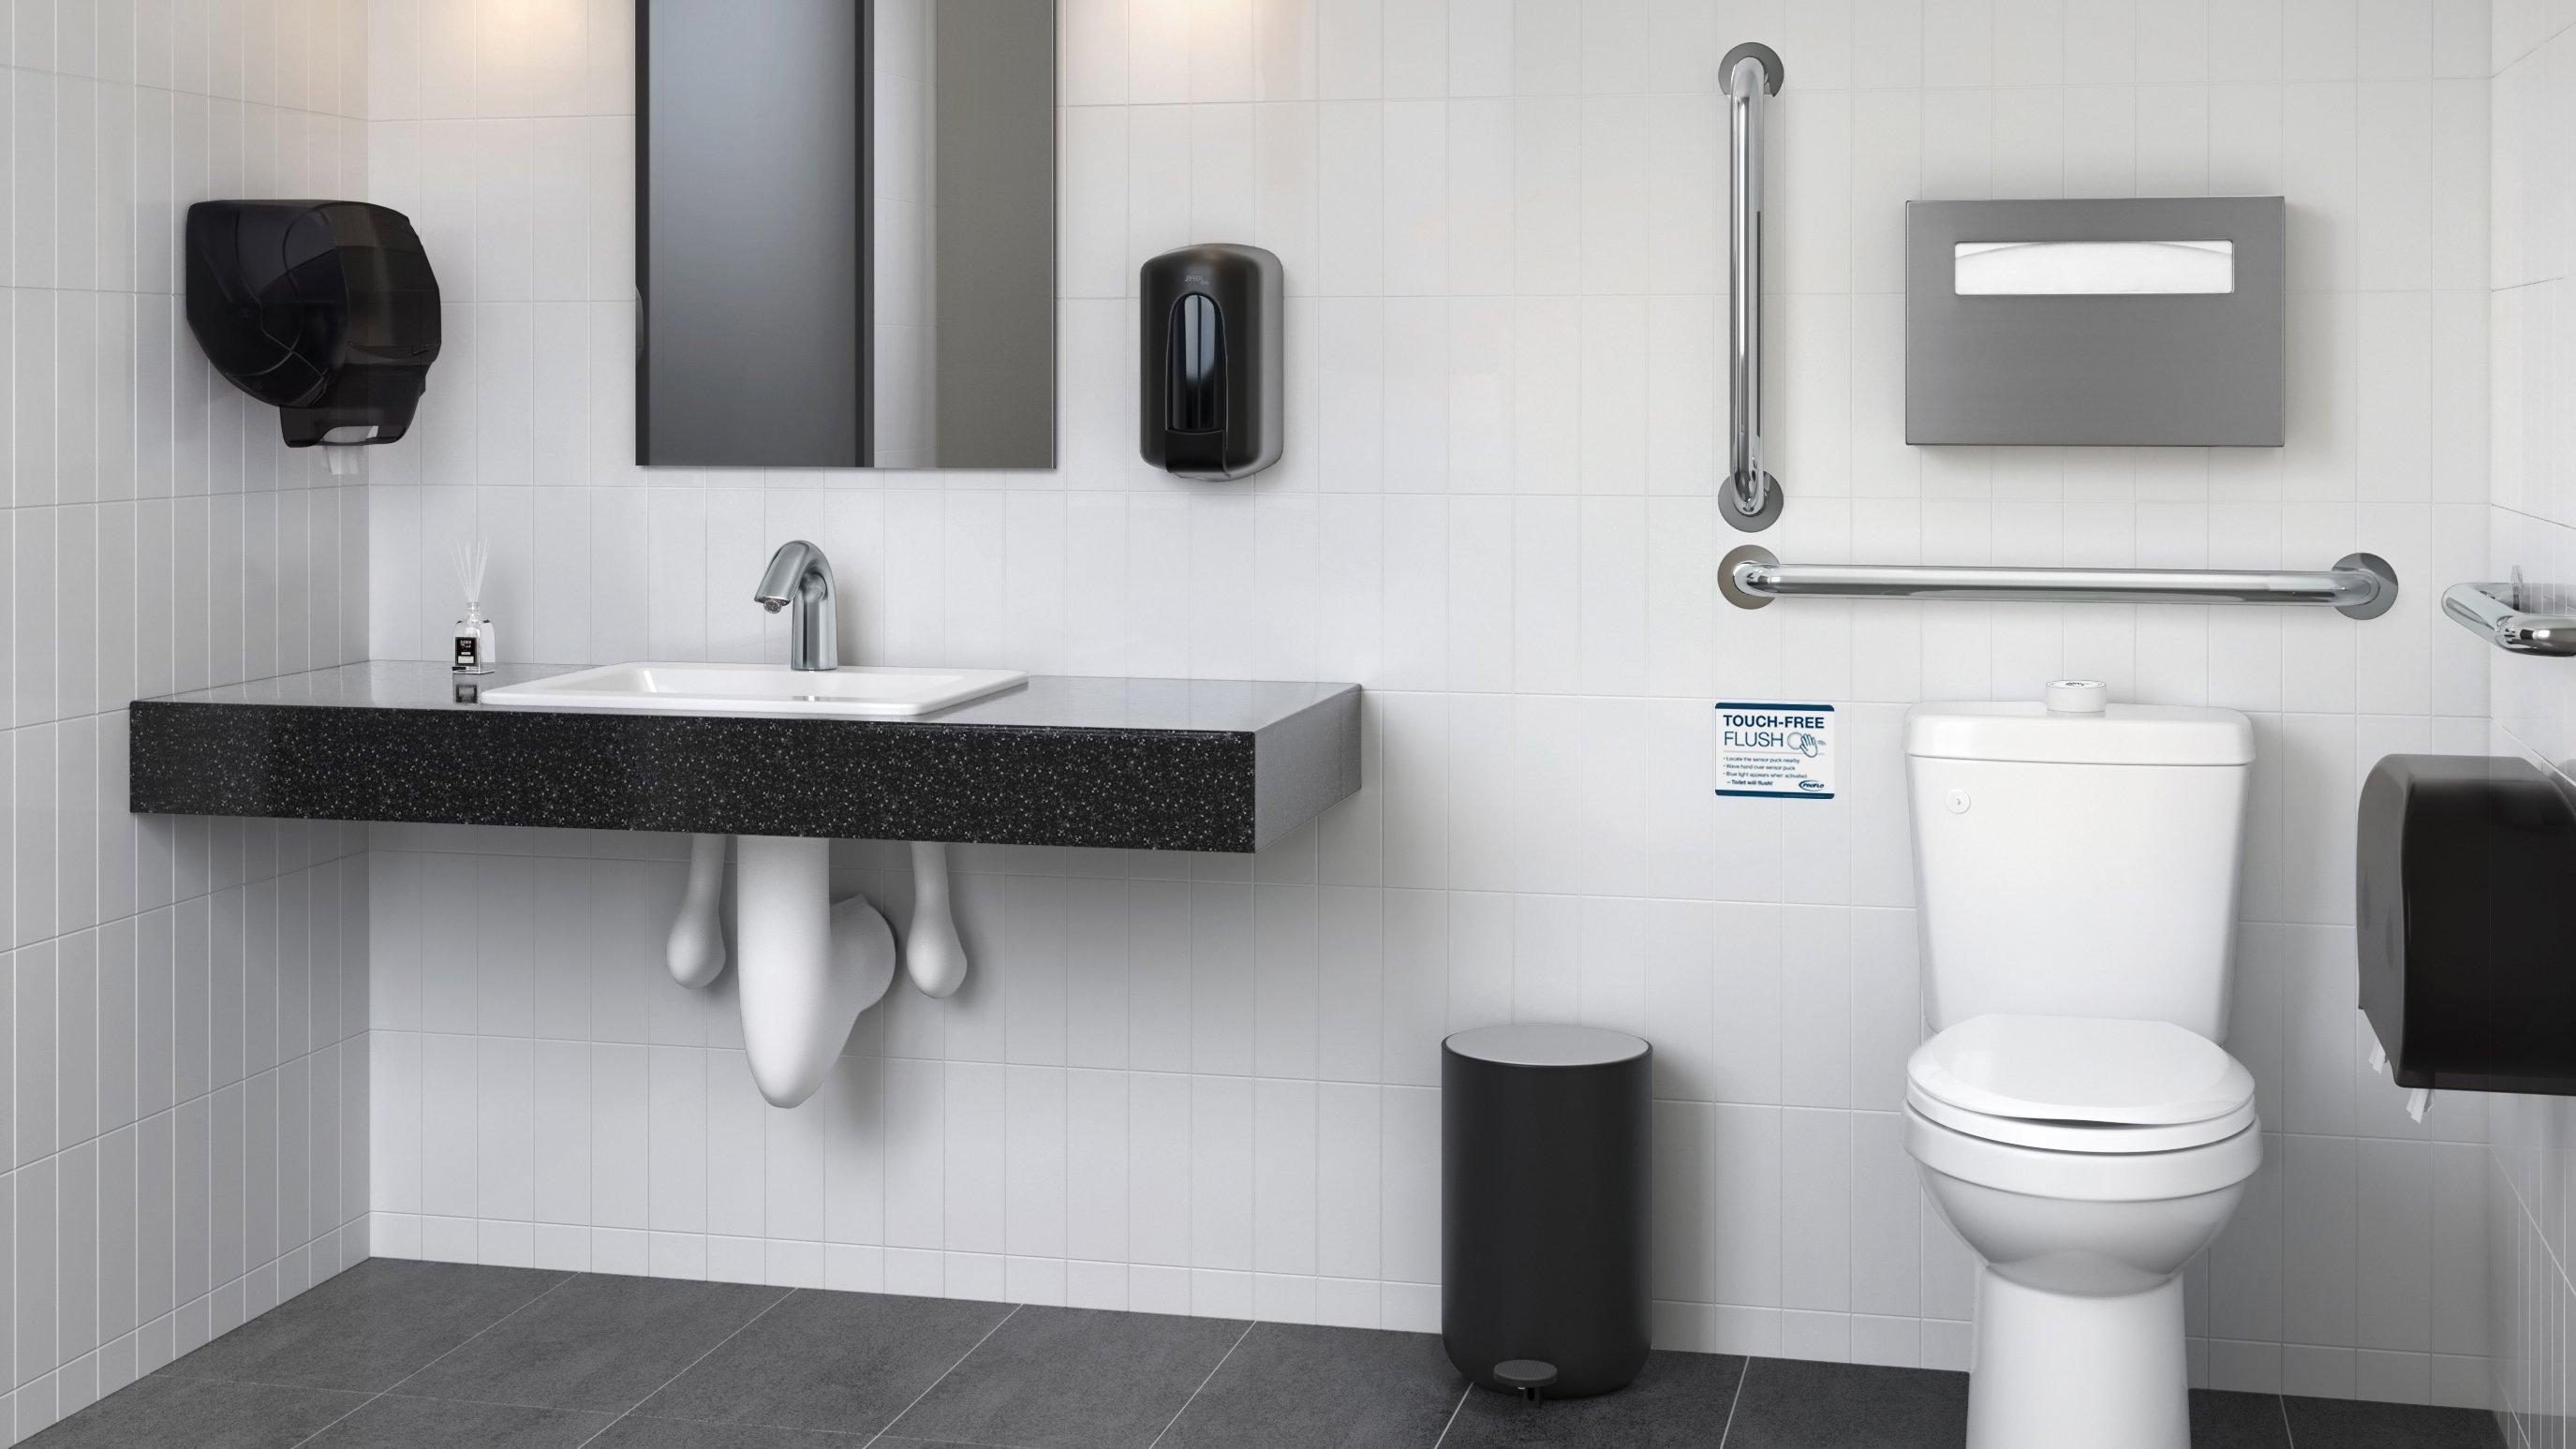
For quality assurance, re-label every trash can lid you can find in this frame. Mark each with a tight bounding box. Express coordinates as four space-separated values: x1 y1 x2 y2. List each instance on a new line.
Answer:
1444 1024 1650 1068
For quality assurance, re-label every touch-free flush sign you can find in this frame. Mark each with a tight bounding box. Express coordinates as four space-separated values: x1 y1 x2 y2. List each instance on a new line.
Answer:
1715 702 1836 801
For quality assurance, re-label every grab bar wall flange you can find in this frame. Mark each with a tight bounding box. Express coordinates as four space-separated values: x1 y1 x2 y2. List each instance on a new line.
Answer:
2443 578 2576 656
1721 42 1785 533
1721 545 2400 619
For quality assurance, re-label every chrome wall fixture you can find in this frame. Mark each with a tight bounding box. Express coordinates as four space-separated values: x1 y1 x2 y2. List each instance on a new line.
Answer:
1721 42 1784 532
1720 546 2401 619
2444 572 2576 656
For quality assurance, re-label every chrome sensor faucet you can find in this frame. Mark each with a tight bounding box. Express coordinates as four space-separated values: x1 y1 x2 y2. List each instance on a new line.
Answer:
754 540 838 671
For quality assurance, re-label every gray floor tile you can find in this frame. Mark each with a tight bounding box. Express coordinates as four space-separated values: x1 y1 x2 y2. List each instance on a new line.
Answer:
159 1258 570 1393
2281 1395 2508 1448
887 1304 1249 1449
1160 1322 1466 1449
636 1288 1014 1433
592 1417 885 1445
22 1374 371 1449
394 1273 791 1413
2190 1390 2292 1447
1442 1348 1746 1449
303 1395 618 1448
1722 1356 1967 1449
54 1267 2519 1449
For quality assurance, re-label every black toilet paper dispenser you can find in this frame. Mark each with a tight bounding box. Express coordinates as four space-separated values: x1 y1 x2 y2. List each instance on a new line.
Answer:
2358 754 2576 1095
1139 243 1282 481
185 200 442 473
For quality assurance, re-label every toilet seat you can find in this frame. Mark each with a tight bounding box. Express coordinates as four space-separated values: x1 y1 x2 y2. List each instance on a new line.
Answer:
1906 1013 2256 1154
1907 1105 2263 1203
1906 1085 2257 1153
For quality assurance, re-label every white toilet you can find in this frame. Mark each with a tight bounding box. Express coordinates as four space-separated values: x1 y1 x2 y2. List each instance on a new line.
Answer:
1901 681 2260 1449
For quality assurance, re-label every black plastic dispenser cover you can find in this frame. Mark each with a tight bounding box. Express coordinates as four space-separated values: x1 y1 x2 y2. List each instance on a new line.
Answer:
1139 243 1282 481
185 200 443 450
2358 754 2576 1094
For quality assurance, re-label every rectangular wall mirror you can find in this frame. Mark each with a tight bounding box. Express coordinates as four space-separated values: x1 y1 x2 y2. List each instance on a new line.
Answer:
639 0 1057 469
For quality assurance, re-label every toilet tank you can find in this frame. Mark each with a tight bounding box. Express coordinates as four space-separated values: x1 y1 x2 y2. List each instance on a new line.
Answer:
1906 698 2255 1037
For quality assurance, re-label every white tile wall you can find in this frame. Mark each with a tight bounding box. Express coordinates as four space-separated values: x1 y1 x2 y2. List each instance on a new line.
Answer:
363 0 2496 1406
0 0 378 1443
2483 1 2576 1444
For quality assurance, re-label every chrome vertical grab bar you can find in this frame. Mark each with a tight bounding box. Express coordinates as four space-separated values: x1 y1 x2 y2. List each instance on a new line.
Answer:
1720 546 2401 619
2443 576 2576 656
1722 42 1785 532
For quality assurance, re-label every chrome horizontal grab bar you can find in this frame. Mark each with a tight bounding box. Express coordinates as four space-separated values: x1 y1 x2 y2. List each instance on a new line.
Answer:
2443 579 2576 656
1720 546 2399 620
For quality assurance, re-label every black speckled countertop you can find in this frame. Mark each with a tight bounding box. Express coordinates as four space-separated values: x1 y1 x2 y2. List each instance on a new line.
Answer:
130 662 1362 852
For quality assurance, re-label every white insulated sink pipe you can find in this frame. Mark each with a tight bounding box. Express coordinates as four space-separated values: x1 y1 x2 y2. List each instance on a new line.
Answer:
667 833 729 988
903 841 969 998
733 835 895 1105
661 834 967 1106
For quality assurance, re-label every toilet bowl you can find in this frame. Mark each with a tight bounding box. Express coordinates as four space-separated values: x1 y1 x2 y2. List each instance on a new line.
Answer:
1898 691 2259 1448
1905 1013 2260 1449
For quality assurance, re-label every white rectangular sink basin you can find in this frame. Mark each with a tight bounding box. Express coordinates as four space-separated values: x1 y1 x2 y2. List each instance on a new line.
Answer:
481 662 1028 718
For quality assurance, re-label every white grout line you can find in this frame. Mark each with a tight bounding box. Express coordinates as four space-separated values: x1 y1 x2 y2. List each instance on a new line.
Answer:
272 1269 580 1449
369 1386 629 1416
2277 1391 2297 1449
377 1270 584 1398
1714 1355 1752 1448
1427 1383 1473 1449
633 1404 965 1442
1143 1318 1259 1449
859 1301 1027 1449
565 1284 803 1449
274 1390 391 1449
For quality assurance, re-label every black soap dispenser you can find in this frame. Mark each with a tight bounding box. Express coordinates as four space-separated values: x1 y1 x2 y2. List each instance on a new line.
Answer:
1140 243 1283 481
185 200 443 473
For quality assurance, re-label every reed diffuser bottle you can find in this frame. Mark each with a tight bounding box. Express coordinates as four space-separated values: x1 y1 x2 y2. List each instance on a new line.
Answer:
450 540 498 673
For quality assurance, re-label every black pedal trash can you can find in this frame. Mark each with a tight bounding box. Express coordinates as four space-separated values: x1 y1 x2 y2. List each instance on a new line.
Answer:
1442 1024 1652 1399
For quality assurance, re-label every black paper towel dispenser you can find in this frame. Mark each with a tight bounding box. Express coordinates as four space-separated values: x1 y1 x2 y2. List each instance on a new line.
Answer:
2359 754 2576 1094
185 200 442 468
1140 243 1282 481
